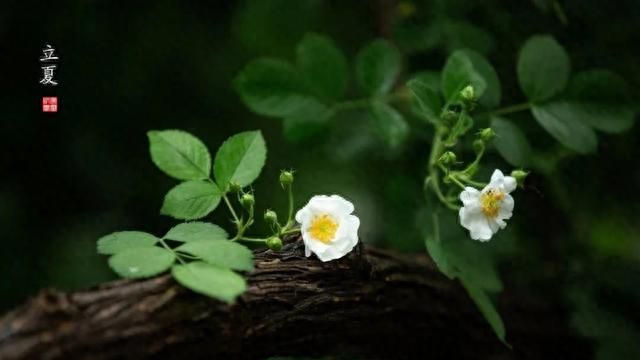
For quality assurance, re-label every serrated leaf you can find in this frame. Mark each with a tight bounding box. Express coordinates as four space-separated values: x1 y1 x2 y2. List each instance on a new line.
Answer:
441 50 500 108
296 33 347 101
566 70 636 133
97 231 158 255
148 130 211 181
408 78 442 124
213 131 267 190
369 100 409 149
108 247 175 278
283 100 334 142
164 222 228 242
176 241 254 271
461 278 508 345
161 180 221 220
491 117 533 167
517 35 570 102
234 58 317 117
532 102 598 154
172 261 247 303
356 39 401 96
441 50 487 103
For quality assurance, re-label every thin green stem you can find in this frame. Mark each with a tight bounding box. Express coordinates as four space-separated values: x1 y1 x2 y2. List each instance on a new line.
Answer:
236 236 268 243
281 227 300 236
159 238 186 265
286 184 294 228
222 194 241 225
447 175 466 190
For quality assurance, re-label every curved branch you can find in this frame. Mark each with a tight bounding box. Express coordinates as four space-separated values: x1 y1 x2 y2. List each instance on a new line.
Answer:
0 239 590 359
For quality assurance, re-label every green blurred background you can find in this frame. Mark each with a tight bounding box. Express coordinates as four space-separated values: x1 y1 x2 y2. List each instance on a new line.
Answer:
1 1 640 356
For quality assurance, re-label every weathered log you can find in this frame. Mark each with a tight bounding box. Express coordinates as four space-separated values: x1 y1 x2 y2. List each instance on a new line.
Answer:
0 238 590 359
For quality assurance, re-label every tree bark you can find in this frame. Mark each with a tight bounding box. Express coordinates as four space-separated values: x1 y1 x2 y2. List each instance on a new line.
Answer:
0 238 590 360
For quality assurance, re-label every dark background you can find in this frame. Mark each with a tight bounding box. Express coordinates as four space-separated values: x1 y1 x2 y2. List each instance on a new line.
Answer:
1 2 639 354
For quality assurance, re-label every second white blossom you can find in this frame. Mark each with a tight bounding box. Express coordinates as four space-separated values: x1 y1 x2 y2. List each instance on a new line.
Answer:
459 169 516 241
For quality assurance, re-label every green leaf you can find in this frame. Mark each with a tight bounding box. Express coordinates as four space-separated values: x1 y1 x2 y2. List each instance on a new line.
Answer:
566 70 636 133
532 102 598 154
356 39 401 96
164 222 228 242
176 241 254 271
172 261 247 303
213 131 267 190
147 130 211 181
444 21 495 56
296 33 348 101
461 278 508 345
425 235 454 279
369 100 409 148
517 35 570 102
283 100 335 142
234 58 317 117
108 247 175 278
97 231 158 255
491 117 533 167
441 50 500 108
161 181 221 220
408 78 442 124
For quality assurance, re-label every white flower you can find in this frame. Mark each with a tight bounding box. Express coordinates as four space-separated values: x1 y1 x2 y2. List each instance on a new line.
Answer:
295 195 360 262
459 169 517 241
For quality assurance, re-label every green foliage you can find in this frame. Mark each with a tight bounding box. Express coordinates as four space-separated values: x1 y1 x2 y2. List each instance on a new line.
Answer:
176 241 254 271
97 231 158 255
517 35 570 102
172 261 247 303
425 212 506 344
491 117 532 167
99 129 302 304
566 70 635 133
164 222 228 242
213 130 267 190
408 78 441 124
147 130 211 181
161 180 221 220
369 100 409 148
355 39 402 96
531 102 598 154
297 33 348 101
442 49 500 108
234 58 315 117
108 247 175 279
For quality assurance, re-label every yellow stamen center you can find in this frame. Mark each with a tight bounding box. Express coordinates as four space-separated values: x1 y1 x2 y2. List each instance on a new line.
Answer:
309 214 338 244
480 189 505 218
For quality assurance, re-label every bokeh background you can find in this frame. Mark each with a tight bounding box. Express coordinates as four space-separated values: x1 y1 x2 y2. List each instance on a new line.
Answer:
2 1 640 356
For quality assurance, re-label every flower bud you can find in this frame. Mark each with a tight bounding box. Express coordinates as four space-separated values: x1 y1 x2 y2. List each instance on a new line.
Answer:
264 209 278 224
479 128 496 142
460 85 475 102
510 169 529 187
228 182 242 193
473 139 485 154
266 236 283 251
240 193 255 209
438 151 457 167
441 110 458 124
279 170 294 188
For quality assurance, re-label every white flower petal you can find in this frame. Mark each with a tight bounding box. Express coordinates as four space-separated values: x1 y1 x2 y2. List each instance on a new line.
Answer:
498 194 514 220
460 187 480 205
503 176 517 193
490 169 505 183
